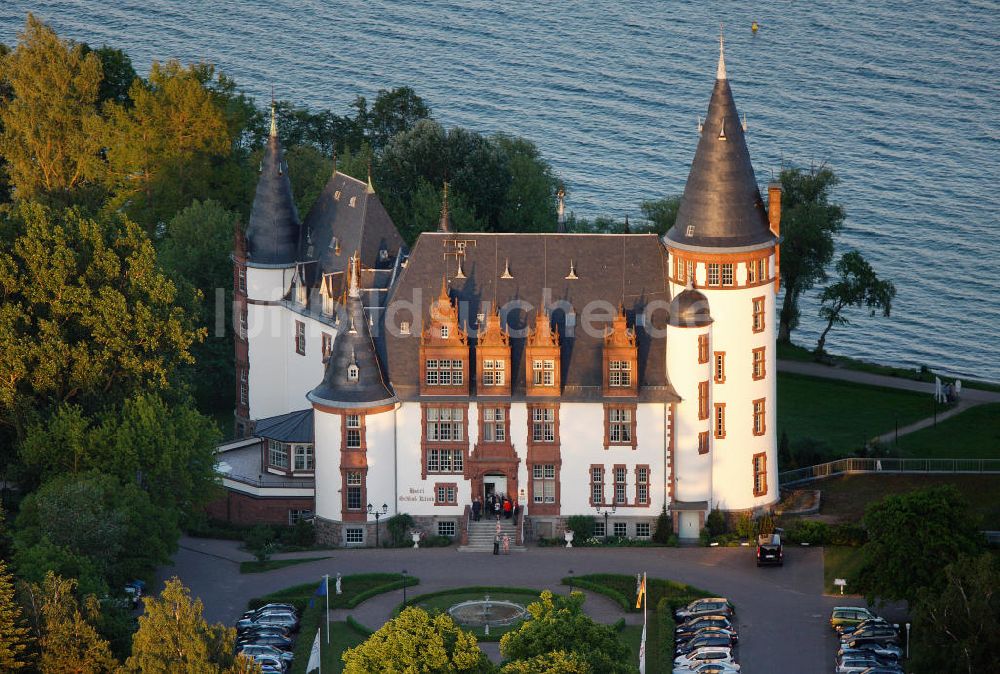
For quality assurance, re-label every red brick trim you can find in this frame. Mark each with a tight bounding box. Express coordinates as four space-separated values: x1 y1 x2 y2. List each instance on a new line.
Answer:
698 381 709 421
751 296 766 334
698 334 709 364
603 402 638 449
527 461 561 515
713 351 726 384
752 346 766 380
752 452 768 497
589 464 605 507
434 482 458 506
752 398 766 436
341 412 367 451
633 464 651 507
612 464 628 506
420 402 469 480
714 403 726 439
698 431 709 455
341 467 367 522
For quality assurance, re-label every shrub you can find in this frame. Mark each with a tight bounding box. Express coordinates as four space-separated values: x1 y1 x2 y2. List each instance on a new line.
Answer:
734 512 756 540
280 519 316 548
698 528 711 546
421 535 452 548
706 509 726 537
244 524 277 561
386 513 415 547
786 519 829 545
565 515 595 542
829 523 867 547
652 505 673 544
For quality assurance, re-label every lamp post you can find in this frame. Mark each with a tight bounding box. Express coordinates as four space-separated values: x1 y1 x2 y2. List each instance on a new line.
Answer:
595 503 616 543
367 502 388 547
402 569 409 605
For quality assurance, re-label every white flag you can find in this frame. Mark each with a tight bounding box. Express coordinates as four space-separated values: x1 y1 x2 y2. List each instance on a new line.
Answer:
306 628 322 673
638 622 646 674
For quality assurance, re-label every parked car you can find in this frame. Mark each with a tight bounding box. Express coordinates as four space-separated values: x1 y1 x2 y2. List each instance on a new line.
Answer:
123 580 146 609
242 604 298 620
673 663 740 674
676 633 737 655
673 646 737 670
237 644 294 663
237 612 299 633
831 606 878 632
676 615 737 640
249 654 287 672
235 633 294 652
675 598 734 621
676 627 739 647
839 625 899 646
836 656 901 674
756 533 783 566
840 617 893 636
858 668 907 674
839 642 903 660
237 624 291 637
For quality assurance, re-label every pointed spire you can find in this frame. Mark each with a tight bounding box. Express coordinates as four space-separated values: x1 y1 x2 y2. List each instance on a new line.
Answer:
717 24 727 80
366 159 375 194
348 252 361 299
439 274 450 302
556 187 566 233
500 257 513 279
438 181 452 232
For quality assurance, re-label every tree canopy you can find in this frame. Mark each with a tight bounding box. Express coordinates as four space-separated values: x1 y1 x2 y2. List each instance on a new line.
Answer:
0 559 32 671
775 166 846 343
341 606 489 673
499 591 635 674
855 485 984 604
816 250 896 354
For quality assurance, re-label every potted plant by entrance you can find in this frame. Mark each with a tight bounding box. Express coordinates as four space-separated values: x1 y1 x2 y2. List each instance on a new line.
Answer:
412 531 421 548
564 530 574 548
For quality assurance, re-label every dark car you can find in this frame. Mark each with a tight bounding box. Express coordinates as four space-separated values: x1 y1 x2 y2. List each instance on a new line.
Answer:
756 533 783 566
235 633 294 652
676 627 739 647
839 626 899 647
840 617 892 636
839 642 903 661
675 615 735 640
676 633 738 655
237 612 299 633
241 604 298 620
675 599 735 621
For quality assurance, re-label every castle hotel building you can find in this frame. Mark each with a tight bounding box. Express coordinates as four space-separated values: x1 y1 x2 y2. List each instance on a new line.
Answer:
210 46 782 545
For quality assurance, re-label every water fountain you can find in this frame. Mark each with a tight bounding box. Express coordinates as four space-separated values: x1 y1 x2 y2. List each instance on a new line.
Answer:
447 592 529 633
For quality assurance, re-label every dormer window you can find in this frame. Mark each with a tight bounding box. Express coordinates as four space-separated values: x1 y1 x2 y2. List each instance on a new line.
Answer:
532 359 555 386
379 248 389 261
401 321 411 335
609 360 632 387
441 325 449 339
347 364 359 382
295 281 307 306
349 196 357 207
322 293 334 317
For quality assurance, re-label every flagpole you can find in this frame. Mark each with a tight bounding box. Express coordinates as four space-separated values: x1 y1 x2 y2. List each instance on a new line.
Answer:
324 573 330 644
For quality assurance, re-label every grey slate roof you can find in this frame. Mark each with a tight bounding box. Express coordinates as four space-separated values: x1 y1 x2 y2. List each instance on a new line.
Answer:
253 409 314 443
664 70 776 252
245 134 301 266
669 287 713 327
300 172 406 277
380 232 679 403
308 291 398 409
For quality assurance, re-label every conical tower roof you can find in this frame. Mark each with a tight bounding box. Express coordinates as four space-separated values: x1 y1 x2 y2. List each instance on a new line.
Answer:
664 43 775 252
245 104 301 266
307 256 396 409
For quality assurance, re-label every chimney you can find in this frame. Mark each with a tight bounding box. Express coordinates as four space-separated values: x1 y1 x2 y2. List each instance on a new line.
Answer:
768 181 782 237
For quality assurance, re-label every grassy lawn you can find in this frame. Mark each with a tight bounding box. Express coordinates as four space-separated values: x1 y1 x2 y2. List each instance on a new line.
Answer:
620 624 643 667
778 372 935 458
239 556 331 574
816 474 1000 528
401 587 544 641
895 403 1000 459
823 546 866 596
316 621 369 674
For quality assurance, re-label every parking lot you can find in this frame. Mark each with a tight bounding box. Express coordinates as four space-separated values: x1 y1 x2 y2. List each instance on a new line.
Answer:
160 536 904 673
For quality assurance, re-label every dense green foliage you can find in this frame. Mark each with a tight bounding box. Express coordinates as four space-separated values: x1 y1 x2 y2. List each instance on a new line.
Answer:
0 560 31 671
816 250 896 354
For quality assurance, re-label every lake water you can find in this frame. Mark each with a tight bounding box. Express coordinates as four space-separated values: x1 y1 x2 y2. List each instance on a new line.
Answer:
3 0 998 381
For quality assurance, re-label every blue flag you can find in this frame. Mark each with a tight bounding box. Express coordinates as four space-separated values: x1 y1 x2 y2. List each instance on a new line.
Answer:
316 578 327 597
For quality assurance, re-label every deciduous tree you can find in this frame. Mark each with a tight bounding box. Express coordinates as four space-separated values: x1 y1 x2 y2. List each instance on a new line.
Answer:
0 559 32 670
640 196 681 235
856 486 984 604
500 591 635 674
342 606 489 673
0 14 104 202
775 167 845 343
500 650 590 673
815 250 896 355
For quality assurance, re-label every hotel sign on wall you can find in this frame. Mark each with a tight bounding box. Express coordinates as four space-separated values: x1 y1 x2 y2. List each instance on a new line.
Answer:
398 487 435 503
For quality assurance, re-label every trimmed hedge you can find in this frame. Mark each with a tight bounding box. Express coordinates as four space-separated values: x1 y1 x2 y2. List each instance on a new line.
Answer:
345 615 373 636
347 577 421 608
562 577 630 611
400 585 545 609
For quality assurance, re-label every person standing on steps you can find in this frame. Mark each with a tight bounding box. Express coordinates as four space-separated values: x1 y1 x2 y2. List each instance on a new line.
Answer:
472 497 481 522
503 496 512 519
493 497 501 520
493 533 500 555
502 534 510 554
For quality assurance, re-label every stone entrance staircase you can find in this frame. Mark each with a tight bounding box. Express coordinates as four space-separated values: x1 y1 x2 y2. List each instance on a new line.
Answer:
458 518 526 552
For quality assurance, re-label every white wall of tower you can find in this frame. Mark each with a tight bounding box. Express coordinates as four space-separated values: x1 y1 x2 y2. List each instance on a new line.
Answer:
666 321 713 504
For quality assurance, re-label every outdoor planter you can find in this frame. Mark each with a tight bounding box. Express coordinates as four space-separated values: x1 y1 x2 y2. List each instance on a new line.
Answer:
564 531 574 548
412 532 421 548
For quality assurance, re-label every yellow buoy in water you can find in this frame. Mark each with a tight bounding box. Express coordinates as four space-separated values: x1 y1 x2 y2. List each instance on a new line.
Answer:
751 21 759 33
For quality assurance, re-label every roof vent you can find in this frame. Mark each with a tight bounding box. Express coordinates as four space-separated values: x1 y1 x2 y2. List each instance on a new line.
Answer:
334 190 341 201
718 120 727 141
565 259 578 280
349 196 357 208
455 256 466 279
686 225 696 237
500 258 513 279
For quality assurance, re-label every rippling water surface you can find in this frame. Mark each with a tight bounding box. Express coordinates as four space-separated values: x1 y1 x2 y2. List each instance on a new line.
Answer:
2 1 998 380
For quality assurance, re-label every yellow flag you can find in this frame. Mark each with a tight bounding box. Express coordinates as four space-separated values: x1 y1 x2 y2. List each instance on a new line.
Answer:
635 574 646 609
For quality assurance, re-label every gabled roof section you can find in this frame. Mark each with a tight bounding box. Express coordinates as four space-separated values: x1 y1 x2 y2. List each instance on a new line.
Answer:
664 47 776 252
381 232 678 403
300 172 406 277
245 110 301 266
308 255 397 409
253 409 313 443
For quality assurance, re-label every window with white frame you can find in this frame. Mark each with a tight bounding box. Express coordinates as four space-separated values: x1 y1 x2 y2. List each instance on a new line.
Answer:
322 293 334 317
591 466 604 505
295 321 306 355
609 360 632 387
532 464 556 504
425 359 464 386
321 333 332 360
636 466 649 505
752 347 766 380
721 263 734 286
288 509 313 525
293 444 314 471
237 268 247 292
268 440 289 469
482 407 506 442
347 363 359 381
239 369 248 405
426 448 464 473
481 359 506 386
532 359 555 386
614 466 627 505
531 407 556 442
345 471 362 510
239 314 247 339
345 414 361 448
636 522 651 538
608 408 633 444
753 398 766 436
707 263 721 286
440 325 449 339
438 521 457 538
345 528 363 544
752 297 765 332
594 520 606 538
435 484 457 505
426 407 464 442
747 259 757 284
686 260 695 285
613 522 628 537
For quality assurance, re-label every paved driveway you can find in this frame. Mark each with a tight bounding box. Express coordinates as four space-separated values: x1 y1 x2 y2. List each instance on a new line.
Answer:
157 537 871 673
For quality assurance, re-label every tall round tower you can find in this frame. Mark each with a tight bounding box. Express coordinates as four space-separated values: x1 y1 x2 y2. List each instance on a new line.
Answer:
663 39 780 513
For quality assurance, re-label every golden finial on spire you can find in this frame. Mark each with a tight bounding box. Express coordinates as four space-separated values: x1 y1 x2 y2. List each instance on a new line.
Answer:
717 23 727 80
438 181 451 232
